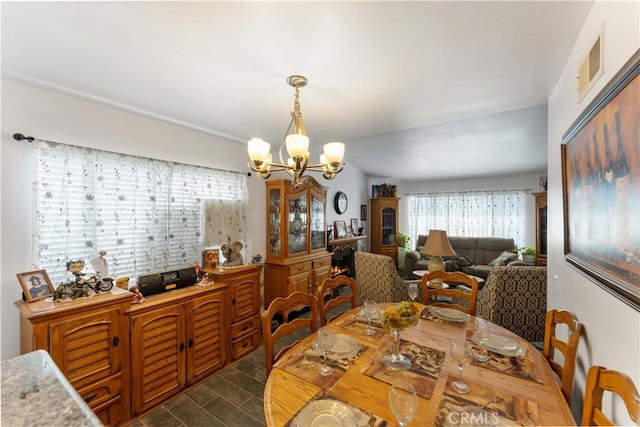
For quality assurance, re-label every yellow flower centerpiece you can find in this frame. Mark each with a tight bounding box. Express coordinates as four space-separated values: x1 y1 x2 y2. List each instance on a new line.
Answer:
381 301 421 370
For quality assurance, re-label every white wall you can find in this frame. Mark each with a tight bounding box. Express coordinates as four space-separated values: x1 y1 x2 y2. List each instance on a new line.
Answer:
0 80 369 360
547 1 639 423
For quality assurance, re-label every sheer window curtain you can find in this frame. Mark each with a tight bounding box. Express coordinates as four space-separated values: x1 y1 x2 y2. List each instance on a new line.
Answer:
406 190 527 249
33 141 248 285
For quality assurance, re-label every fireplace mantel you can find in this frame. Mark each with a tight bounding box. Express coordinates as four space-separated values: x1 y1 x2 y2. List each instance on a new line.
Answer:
328 235 367 249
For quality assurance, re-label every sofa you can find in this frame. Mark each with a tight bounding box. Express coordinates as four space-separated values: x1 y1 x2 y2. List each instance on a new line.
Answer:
405 235 523 280
476 266 547 342
354 252 421 305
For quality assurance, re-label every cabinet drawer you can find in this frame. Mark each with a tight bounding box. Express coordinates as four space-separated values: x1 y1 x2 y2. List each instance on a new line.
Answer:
289 261 312 275
77 373 121 412
231 330 260 360
313 257 332 269
230 316 259 340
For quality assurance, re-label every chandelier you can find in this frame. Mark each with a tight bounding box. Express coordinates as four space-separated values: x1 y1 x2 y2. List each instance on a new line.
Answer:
247 75 345 187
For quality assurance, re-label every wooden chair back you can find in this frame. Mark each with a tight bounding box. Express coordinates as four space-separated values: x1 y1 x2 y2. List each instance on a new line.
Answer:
543 309 581 405
317 275 358 326
261 292 318 375
581 365 640 426
421 271 479 316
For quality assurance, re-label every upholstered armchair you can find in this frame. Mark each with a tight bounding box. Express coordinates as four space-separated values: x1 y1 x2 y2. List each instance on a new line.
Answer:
354 252 421 305
477 266 547 342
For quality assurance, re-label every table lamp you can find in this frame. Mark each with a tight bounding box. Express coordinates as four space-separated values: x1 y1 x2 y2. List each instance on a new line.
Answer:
420 230 457 287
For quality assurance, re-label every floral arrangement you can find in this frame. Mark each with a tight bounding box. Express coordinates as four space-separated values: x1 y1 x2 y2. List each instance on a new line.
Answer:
381 301 420 331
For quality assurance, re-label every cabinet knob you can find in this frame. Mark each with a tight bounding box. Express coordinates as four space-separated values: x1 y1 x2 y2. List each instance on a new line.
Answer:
180 343 185 351
188 339 194 348
232 298 236 305
83 393 97 403
112 336 119 347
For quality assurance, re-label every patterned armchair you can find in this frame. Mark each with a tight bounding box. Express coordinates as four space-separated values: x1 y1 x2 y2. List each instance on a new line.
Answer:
477 266 547 342
354 252 421 305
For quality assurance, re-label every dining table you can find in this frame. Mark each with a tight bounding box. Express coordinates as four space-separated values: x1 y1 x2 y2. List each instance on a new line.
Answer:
263 303 576 426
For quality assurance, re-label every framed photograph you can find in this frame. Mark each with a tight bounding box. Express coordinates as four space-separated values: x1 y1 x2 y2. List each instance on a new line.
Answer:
202 248 220 269
371 185 380 199
561 48 639 311
360 204 367 221
334 221 348 239
539 176 548 192
350 218 359 235
17 270 54 302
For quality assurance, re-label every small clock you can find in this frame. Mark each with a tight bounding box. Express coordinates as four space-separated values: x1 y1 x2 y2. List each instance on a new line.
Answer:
334 191 348 214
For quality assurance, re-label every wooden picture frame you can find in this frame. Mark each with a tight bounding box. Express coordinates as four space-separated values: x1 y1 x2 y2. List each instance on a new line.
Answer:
350 218 359 235
334 221 348 239
561 48 639 311
17 269 54 302
202 248 220 269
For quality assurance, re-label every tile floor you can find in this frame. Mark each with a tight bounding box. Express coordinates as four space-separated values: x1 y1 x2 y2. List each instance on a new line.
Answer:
131 303 350 427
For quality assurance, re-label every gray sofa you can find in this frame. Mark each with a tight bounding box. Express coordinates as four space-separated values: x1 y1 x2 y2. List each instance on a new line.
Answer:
405 235 522 279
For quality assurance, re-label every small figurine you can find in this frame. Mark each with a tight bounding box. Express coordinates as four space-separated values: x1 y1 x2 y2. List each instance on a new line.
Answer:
89 250 110 279
220 236 244 267
130 285 145 304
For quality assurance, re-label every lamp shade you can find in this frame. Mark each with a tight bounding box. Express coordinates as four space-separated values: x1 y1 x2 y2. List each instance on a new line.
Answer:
421 230 456 257
285 133 309 158
247 138 271 163
323 142 345 164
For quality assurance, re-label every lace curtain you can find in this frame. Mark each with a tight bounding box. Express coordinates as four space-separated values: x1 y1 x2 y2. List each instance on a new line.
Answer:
406 190 528 249
33 141 248 284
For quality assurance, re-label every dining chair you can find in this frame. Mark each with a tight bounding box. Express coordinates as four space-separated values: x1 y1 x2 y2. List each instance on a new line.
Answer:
581 365 640 426
261 291 318 375
421 271 479 316
543 309 582 405
354 252 421 304
317 275 358 326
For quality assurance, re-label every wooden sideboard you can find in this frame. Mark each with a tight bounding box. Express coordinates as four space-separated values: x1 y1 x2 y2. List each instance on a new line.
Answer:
15 263 262 425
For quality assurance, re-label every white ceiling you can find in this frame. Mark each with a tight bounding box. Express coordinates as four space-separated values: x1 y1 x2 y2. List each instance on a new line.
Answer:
1 1 594 182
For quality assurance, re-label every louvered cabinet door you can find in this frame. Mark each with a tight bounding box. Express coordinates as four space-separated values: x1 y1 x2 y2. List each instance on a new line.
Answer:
49 306 125 425
130 304 186 415
185 290 227 384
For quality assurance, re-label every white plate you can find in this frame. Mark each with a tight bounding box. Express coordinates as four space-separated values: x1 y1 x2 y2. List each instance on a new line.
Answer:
295 399 357 427
473 334 526 357
314 334 360 360
434 307 470 322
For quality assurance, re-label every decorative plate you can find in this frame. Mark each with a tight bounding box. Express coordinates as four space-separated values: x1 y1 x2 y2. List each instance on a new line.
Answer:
295 399 358 427
434 307 470 322
473 334 526 357
314 334 360 360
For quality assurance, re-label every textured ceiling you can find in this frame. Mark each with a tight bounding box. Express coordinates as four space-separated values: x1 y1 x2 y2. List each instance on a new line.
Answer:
1 1 594 181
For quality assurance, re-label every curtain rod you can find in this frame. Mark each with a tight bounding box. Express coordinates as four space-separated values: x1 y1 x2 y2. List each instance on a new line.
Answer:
12 132 252 177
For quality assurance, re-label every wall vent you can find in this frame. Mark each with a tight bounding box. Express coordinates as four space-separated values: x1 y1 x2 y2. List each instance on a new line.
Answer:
577 28 604 102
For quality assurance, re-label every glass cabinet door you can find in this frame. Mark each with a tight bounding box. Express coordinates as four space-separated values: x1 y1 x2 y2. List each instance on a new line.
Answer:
310 196 326 250
288 193 307 255
381 206 397 246
268 188 282 256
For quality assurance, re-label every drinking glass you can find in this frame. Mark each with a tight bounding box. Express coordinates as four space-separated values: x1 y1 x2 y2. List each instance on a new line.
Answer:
450 339 473 394
362 300 378 336
316 326 336 376
472 320 490 362
408 283 419 302
389 381 418 426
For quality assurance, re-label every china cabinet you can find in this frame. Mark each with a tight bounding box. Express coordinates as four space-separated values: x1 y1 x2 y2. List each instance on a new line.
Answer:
264 177 332 309
370 197 399 265
533 191 547 266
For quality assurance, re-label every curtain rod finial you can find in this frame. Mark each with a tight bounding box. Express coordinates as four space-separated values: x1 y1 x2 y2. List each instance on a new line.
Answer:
13 133 34 142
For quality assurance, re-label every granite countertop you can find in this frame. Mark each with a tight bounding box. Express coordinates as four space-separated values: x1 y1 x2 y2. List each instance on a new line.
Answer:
1 350 102 427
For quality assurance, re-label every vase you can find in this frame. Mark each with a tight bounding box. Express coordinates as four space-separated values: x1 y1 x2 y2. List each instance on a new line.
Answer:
382 313 419 370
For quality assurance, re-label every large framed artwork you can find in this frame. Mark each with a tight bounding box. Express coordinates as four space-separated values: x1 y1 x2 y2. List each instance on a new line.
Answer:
561 48 639 311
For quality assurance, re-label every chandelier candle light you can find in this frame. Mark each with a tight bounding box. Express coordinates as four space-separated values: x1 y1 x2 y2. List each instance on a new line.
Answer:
247 75 345 187
421 230 457 287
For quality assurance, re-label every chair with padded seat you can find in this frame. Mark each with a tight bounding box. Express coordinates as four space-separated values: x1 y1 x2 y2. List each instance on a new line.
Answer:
261 291 318 375
317 275 358 326
543 309 582 405
354 251 421 305
581 365 640 426
421 270 479 316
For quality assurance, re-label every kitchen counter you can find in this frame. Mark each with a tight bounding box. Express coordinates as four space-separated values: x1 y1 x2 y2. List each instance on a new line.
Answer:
1 350 102 427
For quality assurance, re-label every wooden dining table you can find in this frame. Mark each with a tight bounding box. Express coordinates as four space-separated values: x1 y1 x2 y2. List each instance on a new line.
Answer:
263 304 575 426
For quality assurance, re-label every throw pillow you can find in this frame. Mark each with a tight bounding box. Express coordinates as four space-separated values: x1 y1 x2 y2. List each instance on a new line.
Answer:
447 256 474 272
489 251 519 267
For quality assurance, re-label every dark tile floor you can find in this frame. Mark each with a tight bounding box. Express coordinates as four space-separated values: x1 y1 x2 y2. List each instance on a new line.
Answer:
130 302 350 427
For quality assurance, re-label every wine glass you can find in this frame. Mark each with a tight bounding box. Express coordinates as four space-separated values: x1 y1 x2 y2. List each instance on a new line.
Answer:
362 300 378 336
389 381 418 426
408 283 419 302
316 326 336 376
472 320 490 362
450 339 473 394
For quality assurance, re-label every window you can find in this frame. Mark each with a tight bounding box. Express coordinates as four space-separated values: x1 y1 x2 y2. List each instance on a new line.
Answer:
33 141 247 284
406 190 527 248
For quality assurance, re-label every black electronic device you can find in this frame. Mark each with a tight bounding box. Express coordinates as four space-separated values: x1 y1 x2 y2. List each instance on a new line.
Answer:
137 267 197 296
